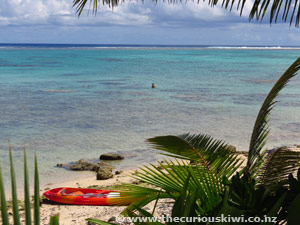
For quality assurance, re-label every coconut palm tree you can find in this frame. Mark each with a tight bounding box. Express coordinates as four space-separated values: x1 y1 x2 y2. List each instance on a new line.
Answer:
73 0 300 27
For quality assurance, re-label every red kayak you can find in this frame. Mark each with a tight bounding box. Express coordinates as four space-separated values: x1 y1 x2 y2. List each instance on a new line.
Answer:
43 187 130 205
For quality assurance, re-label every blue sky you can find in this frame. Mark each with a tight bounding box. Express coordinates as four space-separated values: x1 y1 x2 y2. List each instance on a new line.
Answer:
0 0 299 45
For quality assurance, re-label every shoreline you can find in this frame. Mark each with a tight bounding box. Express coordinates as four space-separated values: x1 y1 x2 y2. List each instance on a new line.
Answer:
40 168 137 225
39 152 248 224
7 147 300 224
6 166 141 224
6 151 248 224
41 167 138 193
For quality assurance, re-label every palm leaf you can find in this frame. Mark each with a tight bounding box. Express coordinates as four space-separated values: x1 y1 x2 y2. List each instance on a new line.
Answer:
247 57 300 176
49 215 60 225
105 158 223 213
34 154 40 225
24 149 32 225
9 149 21 225
73 0 120 16
106 185 165 206
288 193 300 225
265 192 287 225
213 187 245 225
73 0 300 26
0 164 9 225
147 134 243 179
258 147 300 188
126 159 223 212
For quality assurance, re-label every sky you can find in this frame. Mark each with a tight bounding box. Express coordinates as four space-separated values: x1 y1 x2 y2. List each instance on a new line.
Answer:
0 0 300 45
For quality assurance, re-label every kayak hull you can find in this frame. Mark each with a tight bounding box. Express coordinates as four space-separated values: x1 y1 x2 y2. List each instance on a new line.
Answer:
43 187 124 205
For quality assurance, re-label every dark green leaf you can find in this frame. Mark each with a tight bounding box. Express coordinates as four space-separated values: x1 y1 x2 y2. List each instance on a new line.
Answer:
247 58 300 176
258 147 300 188
287 193 300 225
86 218 116 225
0 164 9 225
9 149 21 225
49 215 60 225
24 149 32 225
34 154 40 225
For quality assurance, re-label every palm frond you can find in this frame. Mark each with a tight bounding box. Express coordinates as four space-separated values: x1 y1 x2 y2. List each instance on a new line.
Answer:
24 148 32 225
128 159 223 212
34 154 40 225
0 164 9 225
73 0 121 16
102 158 223 213
49 215 60 225
73 0 300 26
1 149 56 225
288 193 300 225
106 185 166 206
9 149 21 225
147 134 243 179
258 147 300 188
247 57 300 176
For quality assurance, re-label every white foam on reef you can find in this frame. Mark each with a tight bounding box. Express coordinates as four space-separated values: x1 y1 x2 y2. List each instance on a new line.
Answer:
207 46 300 50
1 45 300 50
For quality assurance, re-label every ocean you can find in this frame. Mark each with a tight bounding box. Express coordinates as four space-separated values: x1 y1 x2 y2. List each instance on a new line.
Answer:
0 44 300 188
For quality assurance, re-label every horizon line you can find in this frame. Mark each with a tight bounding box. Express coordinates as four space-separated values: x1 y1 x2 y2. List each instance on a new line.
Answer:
1 43 300 47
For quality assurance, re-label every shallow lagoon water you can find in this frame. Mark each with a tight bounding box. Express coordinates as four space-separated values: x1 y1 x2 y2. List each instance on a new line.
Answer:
0 46 300 189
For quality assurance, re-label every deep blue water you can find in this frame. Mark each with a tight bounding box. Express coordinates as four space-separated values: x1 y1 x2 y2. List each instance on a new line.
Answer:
0 44 300 188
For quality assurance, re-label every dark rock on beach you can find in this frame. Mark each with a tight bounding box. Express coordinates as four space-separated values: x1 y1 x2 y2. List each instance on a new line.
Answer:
100 153 124 160
226 145 237 153
68 160 114 172
57 153 126 181
69 164 84 171
115 170 123 175
56 163 67 168
96 167 114 180
237 151 248 157
108 216 117 222
107 216 121 224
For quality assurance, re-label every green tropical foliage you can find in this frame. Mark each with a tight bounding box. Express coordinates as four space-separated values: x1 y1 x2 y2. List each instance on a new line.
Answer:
88 57 300 224
73 0 300 27
100 134 243 215
247 58 300 176
0 149 59 225
257 147 300 188
87 175 199 225
227 172 287 218
278 169 300 224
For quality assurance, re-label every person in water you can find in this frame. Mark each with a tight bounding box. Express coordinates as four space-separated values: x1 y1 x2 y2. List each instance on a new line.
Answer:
152 83 156 88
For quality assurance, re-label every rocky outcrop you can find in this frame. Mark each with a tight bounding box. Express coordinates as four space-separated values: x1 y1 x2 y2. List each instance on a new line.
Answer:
57 153 125 181
67 160 114 172
99 153 124 160
96 167 114 180
69 164 84 171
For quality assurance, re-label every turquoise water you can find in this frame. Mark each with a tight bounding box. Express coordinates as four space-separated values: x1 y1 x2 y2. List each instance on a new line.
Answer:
0 46 300 188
